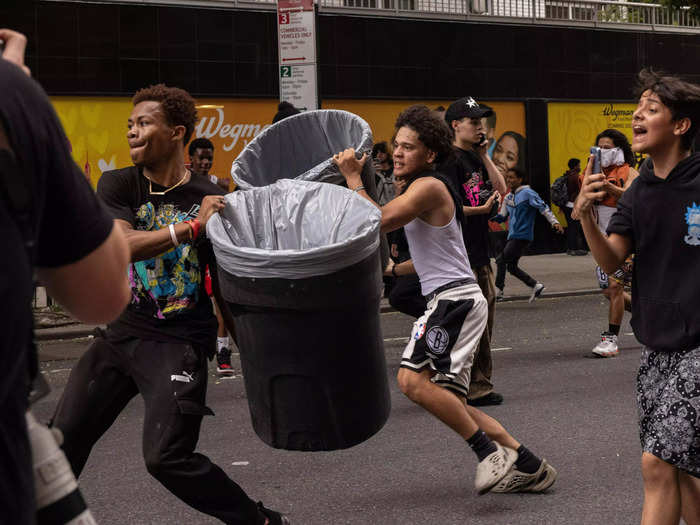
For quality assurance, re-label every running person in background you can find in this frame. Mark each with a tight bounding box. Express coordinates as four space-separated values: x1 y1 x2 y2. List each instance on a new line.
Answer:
574 69 700 525
584 129 639 357
189 137 235 375
335 104 556 495
491 168 564 302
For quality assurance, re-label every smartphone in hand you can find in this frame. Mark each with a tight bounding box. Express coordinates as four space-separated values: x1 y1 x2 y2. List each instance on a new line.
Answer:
590 146 602 174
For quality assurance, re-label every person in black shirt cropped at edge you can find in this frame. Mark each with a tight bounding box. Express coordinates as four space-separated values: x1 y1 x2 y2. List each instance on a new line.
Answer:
49 84 289 525
440 96 506 407
0 29 131 524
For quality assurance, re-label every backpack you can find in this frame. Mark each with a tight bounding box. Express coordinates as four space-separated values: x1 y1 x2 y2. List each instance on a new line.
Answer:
550 174 569 208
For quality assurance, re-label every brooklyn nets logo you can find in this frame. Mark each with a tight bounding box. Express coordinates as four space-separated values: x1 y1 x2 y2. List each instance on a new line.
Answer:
426 326 450 355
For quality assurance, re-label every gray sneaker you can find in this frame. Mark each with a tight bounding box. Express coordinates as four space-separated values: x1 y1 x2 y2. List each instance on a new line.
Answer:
491 458 558 493
529 283 545 303
474 443 517 495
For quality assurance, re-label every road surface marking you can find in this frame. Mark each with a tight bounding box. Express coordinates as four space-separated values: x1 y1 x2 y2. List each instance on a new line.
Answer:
382 337 512 352
383 337 409 343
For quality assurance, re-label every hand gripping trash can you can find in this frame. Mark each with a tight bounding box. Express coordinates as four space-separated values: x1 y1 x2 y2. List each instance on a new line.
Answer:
208 179 391 451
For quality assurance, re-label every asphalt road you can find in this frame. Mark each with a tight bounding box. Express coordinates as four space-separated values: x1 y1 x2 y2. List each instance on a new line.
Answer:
34 294 645 525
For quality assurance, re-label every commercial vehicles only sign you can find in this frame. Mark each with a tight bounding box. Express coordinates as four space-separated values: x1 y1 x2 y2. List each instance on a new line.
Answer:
277 0 318 110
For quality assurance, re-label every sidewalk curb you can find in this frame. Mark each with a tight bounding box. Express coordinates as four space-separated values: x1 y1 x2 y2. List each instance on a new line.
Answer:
35 288 602 342
498 288 601 303
379 287 600 313
35 325 100 342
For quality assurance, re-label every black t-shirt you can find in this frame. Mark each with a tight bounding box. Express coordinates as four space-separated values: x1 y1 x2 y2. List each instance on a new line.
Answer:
0 60 114 406
439 147 490 267
97 166 224 350
607 153 700 352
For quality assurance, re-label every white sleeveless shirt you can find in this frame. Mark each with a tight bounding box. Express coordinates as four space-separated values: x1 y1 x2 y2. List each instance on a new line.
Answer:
403 212 475 296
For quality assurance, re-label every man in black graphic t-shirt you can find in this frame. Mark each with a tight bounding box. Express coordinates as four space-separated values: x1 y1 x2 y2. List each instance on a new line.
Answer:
440 97 506 407
96 164 223 344
51 84 289 525
0 29 130 523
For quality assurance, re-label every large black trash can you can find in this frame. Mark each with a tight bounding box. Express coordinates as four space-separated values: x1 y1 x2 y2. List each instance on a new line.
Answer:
208 179 390 451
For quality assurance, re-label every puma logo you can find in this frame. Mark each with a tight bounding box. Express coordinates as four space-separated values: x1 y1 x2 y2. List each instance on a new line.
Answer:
171 371 194 383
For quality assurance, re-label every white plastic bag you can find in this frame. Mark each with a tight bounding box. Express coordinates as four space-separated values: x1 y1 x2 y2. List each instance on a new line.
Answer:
208 179 381 279
231 110 374 190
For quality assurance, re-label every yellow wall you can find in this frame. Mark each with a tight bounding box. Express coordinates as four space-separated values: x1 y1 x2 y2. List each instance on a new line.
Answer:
547 101 637 222
51 96 525 189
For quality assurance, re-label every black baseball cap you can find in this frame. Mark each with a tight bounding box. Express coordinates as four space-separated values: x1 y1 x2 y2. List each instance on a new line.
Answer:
444 97 493 123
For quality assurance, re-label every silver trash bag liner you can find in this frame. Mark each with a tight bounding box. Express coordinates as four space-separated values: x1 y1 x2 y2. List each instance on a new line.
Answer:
231 109 374 190
207 178 381 280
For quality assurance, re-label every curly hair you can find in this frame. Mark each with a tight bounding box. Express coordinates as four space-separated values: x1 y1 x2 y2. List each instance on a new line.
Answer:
132 84 197 144
394 105 453 165
635 69 700 150
595 129 635 166
188 137 214 156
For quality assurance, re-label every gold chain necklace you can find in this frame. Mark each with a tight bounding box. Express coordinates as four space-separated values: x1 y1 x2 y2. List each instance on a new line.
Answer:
146 169 189 195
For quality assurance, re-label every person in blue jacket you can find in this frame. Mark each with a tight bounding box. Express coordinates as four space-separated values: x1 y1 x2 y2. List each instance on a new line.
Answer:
491 168 563 302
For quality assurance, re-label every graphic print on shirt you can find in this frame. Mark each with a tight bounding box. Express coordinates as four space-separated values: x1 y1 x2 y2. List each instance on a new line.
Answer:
685 202 700 246
462 172 484 207
129 202 202 319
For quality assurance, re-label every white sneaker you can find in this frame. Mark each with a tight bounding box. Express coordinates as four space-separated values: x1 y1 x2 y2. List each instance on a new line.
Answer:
529 283 545 303
592 332 619 357
495 289 504 302
491 459 558 493
474 443 517 495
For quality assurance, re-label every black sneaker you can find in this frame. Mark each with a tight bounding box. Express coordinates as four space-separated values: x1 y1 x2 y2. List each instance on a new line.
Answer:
468 392 504 406
257 501 290 525
216 348 235 377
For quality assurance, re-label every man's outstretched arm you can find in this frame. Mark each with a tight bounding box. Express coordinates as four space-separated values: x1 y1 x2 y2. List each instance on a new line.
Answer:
333 148 441 234
113 195 225 262
0 70 130 325
37 224 131 324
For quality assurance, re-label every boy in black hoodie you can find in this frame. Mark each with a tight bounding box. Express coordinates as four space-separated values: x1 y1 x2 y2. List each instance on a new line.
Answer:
574 70 700 525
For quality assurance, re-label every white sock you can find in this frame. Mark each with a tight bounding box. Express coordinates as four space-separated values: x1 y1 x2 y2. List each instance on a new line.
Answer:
217 336 229 352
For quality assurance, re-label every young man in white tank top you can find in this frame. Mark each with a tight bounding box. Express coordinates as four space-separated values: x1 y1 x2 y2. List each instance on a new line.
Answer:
333 105 556 495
